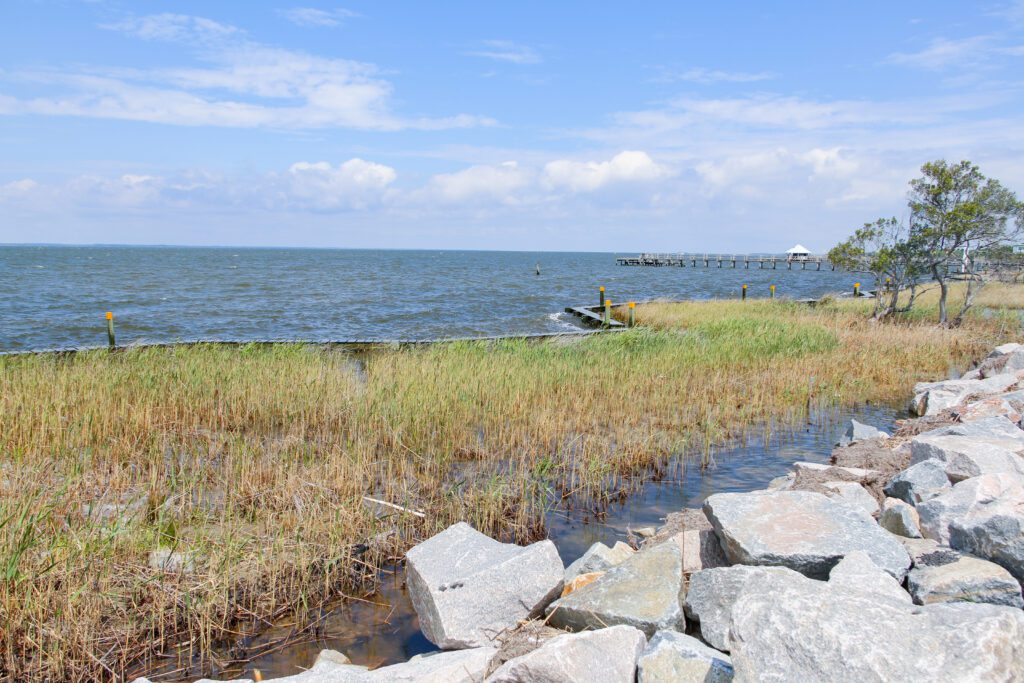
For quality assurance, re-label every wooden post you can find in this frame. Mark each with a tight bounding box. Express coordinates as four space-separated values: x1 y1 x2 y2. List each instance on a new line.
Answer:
604 299 612 328
770 284 776 299
106 311 115 349
742 284 747 300
628 301 636 327
599 286 605 309
854 282 861 298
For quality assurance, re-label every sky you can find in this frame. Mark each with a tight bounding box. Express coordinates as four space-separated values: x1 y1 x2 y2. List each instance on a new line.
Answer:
1 1 1023 252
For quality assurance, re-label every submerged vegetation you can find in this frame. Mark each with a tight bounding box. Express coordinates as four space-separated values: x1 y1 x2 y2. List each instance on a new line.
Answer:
1 295 1020 680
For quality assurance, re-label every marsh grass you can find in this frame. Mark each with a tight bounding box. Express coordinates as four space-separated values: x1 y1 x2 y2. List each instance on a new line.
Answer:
0 297 1016 680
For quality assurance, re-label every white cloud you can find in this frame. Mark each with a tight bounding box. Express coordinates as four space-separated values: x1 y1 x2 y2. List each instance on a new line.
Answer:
424 161 533 204
888 35 1024 70
465 40 541 65
651 66 775 84
280 8 359 28
284 159 396 209
0 13 491 131
542 151 673 192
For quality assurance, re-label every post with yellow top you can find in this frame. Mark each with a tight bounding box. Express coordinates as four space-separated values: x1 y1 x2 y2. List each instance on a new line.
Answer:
604 299 612 328
769 284 776 299
599 285 605 309
628 301 636 327
854 282 861 298
105 311 116 349
742 284 747 301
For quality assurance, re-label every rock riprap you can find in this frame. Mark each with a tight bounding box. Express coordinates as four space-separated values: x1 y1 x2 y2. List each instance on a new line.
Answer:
911 373 1019 416
637 630 733 683
917 472 1023 547
405 523 563 649
683 566 793 651
883 460 950 505
563 540 634 582
907 550 1024 608
546 541 686 637
703 490 911 579
879 497 922 538
839 418 890 445
947 477 1024 582
910 434 1024 482
486 625 646 683
728 564 1024 682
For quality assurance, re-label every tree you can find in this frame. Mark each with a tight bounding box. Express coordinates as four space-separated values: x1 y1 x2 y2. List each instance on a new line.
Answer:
831 160 1023 324
906 160 1023 324
829 217 926 319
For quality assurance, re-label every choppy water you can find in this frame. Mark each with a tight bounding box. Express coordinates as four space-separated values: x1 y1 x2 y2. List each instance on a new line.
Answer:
0 246 854 352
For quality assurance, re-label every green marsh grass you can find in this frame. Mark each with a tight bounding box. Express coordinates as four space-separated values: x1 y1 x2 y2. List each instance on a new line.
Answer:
0 297 1016 680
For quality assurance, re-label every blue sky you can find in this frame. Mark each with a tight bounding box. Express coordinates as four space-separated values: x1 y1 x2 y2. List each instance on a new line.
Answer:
2 1 1023 251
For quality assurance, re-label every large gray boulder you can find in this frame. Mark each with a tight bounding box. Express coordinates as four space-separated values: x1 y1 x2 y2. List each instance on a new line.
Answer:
683 566 794 651
486 625 645 683
240 647 496 683
883 460 950 505
564 541 634 583
821 480 879 515
948 478 1024 583
405 523 563 649
918 473 1023 546
728 565 1024 682
827 550 911 605
978 343 1024 378
546 541 685 637
838 419 889 446
911 374 1019 416
676 529 729 573
907 550 1024 608
637 630 733 683
703 490 910 579
910 434 1024 482
953 397 1022 423
879 497 922 538
915 415 1024 444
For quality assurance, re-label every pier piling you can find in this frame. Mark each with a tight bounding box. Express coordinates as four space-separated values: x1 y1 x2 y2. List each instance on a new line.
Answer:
106 312 115 349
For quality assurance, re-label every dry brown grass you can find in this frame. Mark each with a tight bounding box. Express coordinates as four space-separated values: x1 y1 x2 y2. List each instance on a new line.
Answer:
0 295 1018 680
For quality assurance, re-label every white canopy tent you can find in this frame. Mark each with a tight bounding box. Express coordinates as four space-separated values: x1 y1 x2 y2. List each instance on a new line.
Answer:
785 244 811 256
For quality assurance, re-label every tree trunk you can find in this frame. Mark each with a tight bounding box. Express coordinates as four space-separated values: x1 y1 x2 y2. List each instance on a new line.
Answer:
932 265 948 324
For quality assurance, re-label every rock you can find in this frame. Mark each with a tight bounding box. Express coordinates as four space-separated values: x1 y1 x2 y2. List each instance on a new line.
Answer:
948 478 1024 582
728 565 1024 682
563 541 634 582
703 490 911 579
765 473 793 491
918 473 1024 546
916 414 1024 444
883 460 950 505
371 647 496 682
897 536 941 565
405 523 563 649
561 571 604 597
911 373 1019 416
486 625 645 683
791 461 878 481
827 550 911 604
909 434 1024 482
675 529 728 573
839 418 889 446
821 481 879 516
637 630 733 683
879 497 922 538
633 526 656 538
953 397 1022 424
546 541 686 637
907 551 1024 608
683 566 794 651
148 548 195 574
978 343 1024 378
314 649 354 667
81 494 147 524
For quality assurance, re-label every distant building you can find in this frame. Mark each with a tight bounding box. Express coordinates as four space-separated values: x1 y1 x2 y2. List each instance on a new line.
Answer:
785 244 811 261
1012 245 1024 254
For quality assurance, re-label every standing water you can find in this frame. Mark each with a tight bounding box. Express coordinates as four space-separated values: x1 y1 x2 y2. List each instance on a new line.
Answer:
203 404 901 681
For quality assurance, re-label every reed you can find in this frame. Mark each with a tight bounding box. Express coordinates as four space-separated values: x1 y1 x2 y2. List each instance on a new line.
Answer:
0 296 1015 680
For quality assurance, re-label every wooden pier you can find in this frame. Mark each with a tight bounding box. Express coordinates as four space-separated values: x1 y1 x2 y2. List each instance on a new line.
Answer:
564 305 626 328
616 253 835 270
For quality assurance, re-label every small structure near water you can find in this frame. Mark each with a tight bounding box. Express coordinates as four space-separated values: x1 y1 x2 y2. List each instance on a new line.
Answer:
785 244 811 261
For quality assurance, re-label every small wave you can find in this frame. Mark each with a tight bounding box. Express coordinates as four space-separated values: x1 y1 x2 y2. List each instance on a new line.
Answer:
547 311 584 332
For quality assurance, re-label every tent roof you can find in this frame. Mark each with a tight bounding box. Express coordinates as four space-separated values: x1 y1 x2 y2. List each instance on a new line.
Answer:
785 244 811 254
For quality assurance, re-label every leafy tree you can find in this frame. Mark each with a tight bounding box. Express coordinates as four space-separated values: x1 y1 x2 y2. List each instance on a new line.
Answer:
831 160 1023 324
907 160 1023 324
